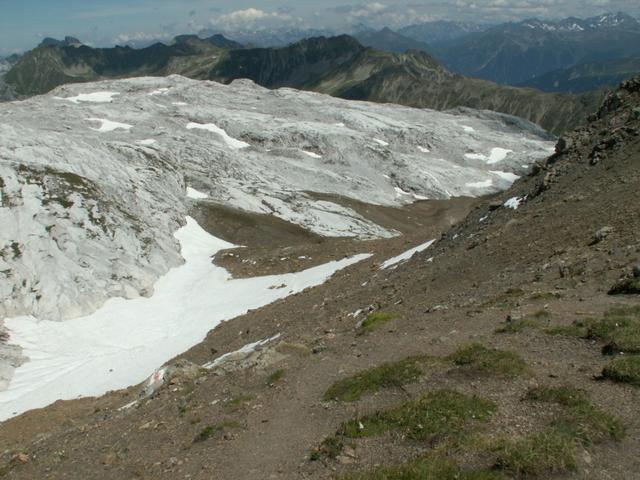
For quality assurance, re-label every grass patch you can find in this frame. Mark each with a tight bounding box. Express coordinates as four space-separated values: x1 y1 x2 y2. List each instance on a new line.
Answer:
223 394 255 412
496 311 550 334
339 389 495 442
545 324 585 337
449 344 527 376
359 311 398 333
603 355 640 386
494 428 577 476
309 436 345 461
531 309 551 320
267 369 285 385
193 420 240 443
545 306 640 354
526 386 625 444
276 342 311 356
609 277 640 295
339 454 503 480
495 318 538 334
323 357 424 402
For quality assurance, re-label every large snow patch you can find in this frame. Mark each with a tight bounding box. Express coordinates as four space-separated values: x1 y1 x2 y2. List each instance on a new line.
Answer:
0 217 370 420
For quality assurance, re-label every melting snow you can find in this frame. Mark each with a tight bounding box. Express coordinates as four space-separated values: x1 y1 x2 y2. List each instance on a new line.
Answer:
380 239 436 270
186 187 209 199
87 118 133 132
203 334 281 369
466 179 493 189
302 150 322 159
504 196 523 209
418 146 430 153
394 187 429 201
465 148 513 164
186 122 249 149
56 91 120 103
490 171 520 183
0 218 371 420
148 88 170 96
373 138 389 146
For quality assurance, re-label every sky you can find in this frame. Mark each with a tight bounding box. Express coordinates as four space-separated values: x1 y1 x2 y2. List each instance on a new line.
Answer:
1 0 640 55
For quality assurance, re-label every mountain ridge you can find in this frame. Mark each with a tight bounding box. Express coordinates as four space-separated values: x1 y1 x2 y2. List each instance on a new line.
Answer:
432 12 640 85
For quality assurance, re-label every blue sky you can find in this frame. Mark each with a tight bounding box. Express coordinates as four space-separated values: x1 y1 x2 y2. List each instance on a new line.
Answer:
1 0 640 55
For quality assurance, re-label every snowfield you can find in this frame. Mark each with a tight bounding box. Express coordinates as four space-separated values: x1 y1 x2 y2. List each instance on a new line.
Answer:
0 218 371 421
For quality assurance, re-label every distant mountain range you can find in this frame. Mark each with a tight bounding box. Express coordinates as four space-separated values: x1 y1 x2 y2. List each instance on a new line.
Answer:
518 56 640 93
399 20 489 44
428 12 640 85
39 36 82 48
354 27 431 53
3 34 602 135
197 27 334 48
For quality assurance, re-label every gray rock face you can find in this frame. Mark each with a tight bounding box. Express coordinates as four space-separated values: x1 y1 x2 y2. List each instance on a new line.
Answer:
0 75 554 321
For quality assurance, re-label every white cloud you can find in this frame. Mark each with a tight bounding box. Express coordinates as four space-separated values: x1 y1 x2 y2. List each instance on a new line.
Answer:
210 8 304 31
113 31 171 46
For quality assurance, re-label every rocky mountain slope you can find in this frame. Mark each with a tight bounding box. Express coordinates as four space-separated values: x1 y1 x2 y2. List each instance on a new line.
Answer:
432 12 640 87
0 76 637 480
209 36 602 135
2 37 230 97
3 36 602 135
518 56 640 93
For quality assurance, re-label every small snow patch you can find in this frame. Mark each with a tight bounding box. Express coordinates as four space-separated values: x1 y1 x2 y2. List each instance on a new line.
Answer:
418 146 430 153
57 91 120 103
461 125 475 133
186 187 209 200
394 187 429 201
490 171 520 183
465 148 513 164
203 334 281 370
137 139 157 146
186 122 249 149
87 118 133 133
302 150 322 159
487 148 513 164
148 88 170 96
380 239 436 270
466 179 493 189
373 138 389 147
172 102 188 106
504 196 523 210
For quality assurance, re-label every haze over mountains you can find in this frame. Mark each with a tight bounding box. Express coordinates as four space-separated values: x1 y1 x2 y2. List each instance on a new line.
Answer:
428 12 640 88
